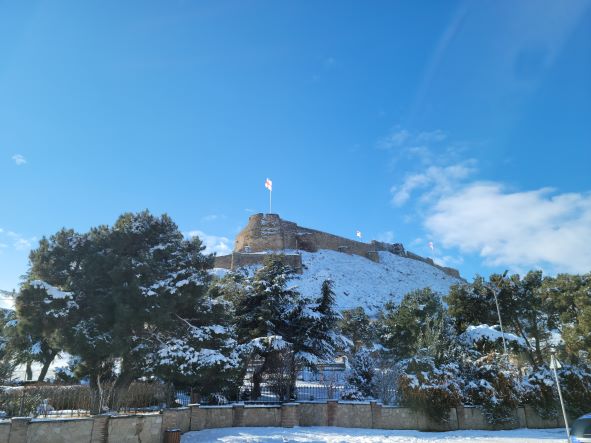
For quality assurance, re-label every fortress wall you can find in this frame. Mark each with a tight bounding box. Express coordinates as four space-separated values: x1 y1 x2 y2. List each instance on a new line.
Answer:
213 253 303 273
405 251 461 279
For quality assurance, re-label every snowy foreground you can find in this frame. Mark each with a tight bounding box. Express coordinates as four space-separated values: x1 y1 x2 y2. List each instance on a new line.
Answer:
180 426 567 443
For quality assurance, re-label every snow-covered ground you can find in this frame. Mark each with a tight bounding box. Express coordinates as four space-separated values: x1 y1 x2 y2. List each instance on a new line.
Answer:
294 250 462 314
214 249 461 315
180 426 567 442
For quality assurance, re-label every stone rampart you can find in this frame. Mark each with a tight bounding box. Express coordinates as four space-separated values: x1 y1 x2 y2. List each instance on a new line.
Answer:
213 252 303 273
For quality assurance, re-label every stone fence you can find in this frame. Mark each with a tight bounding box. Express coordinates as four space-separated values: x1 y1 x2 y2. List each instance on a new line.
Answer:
0 401 566 442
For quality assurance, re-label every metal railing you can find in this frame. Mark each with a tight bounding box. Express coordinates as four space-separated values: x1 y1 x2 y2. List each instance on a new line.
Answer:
0 382 188 418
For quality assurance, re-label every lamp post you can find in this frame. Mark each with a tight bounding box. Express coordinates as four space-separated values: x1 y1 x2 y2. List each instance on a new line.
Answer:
550 348 570 442
491 271 509 361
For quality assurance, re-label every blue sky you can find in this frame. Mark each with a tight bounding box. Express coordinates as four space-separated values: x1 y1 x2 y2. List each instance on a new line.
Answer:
1 1 591 300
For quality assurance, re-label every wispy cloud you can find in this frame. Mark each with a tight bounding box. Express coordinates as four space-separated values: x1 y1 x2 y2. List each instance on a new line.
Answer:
377 231 395 243
0 230 36 251
11 154 27 165
201 214 226 223
186 230 232 256
378 128 447 151
391 161 476 206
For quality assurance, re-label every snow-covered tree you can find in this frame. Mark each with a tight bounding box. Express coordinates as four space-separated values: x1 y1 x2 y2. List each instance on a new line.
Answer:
379 288 451 362
151 290 242 402
339 307 376 352
343 348 377 400
541 272 591 362
227 257 345 400
396 356 462 424
0 309 17 383
17 211 231 412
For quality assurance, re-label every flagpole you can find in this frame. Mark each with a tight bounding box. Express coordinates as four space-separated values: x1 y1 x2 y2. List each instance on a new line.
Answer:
269 188 272 214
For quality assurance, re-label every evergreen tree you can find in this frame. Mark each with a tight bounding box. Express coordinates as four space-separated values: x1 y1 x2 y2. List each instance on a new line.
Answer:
378 288 446 361
298 279 349 364
541 272 591 362
343 347 376 399
0 309 17 383
17 211 230 412
228 258 345 400
445 277 497 334
493 271 549 366
339 307 375 352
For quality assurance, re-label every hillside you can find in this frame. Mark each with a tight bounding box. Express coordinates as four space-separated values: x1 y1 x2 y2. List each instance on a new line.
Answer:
214 249 463 315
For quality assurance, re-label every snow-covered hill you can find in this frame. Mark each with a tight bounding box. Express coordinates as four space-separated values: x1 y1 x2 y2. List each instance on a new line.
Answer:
214 249 462 315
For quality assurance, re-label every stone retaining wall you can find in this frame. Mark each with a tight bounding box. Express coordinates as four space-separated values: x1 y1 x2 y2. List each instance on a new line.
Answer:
187 401 565 433
0 408 189 443
0 402 566 442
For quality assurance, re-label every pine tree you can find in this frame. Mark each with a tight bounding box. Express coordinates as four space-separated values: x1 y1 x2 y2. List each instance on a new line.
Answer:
344 348 376 399
301 279 349 364
229 259 346 400
0 309 17 383
378 288 446 361
339 307 375 352
17 211 228 412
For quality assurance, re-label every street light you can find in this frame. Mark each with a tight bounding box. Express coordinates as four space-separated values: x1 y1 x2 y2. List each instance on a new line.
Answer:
550 348 570 442
490 271 509 360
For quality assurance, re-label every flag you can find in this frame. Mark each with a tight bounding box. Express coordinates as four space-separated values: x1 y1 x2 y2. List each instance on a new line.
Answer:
356 230 362 238
265 178 272 191
428 241 434 251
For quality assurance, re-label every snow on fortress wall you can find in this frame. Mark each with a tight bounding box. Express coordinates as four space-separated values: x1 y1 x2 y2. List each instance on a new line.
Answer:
214 213 460 279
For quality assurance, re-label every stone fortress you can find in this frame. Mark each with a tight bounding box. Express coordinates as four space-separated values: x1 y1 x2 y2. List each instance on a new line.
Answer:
213 213 461 279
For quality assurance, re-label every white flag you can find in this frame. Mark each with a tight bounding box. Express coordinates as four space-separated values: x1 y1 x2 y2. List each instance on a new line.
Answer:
265 178 272 191
356 230 362 238
428 241 434 251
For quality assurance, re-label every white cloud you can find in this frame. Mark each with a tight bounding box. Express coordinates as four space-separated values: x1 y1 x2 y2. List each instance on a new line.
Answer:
391 161 476 206
11 154 26 165
425 183 591 274
186 230 232 256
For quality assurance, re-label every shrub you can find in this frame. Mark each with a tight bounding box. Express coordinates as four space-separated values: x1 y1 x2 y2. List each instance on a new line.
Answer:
524 364 591 420
521 367 558 420
462 355 521 424
396 357 461 423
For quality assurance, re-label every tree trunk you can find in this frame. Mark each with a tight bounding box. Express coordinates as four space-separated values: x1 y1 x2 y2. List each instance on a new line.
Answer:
89 372 103 415
108 371 135 412
288 353 297 401
25 362 33 381
37 351 58 382
530 314 544 365
251 358 270 401
512 319 537 367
